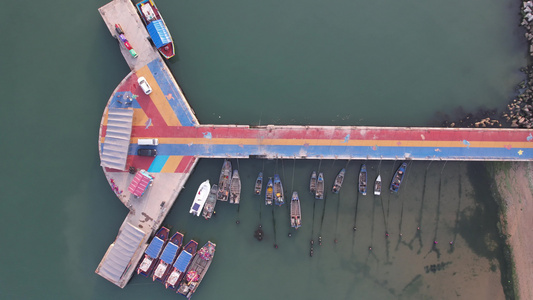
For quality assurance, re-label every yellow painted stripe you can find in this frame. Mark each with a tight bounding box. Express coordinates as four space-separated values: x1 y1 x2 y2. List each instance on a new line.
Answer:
136 66 181 126
132 108 150 127
142 137 533 149
160 156 183 173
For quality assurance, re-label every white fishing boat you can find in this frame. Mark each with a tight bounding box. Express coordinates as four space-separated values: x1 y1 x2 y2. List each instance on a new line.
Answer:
374 175 382 196
190 180 210 216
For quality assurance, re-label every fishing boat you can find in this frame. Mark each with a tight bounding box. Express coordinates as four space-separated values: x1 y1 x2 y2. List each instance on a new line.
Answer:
229 170 241 204
390 162 408 193
374 175 382 196
177 241 216 298
309 171 317 195
202 184 218 220
273 174 284 206
137 226 170 276
315 172 324 200
165 240 199 289
217 160 232 201
135 0 175 59
359 164 367 195
332 168 345 194
190 180 210 216
265 177 274 205
290 192 302 229
153 231 184 282
254 172 263 195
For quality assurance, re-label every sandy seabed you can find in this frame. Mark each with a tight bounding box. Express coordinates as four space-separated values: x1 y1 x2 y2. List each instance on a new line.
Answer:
494 162 533 300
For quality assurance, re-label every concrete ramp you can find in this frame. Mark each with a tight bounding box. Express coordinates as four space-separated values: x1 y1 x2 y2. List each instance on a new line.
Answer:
95 222 147 287
101 108 134 170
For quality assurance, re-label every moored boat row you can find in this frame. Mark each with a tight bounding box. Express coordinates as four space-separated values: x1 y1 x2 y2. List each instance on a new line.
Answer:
136 228 216 296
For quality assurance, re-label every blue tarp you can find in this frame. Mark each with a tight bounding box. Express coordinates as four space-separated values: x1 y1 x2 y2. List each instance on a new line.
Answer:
173 251 193 272
145 237 164 259
146 20 171 48
160 242 179 264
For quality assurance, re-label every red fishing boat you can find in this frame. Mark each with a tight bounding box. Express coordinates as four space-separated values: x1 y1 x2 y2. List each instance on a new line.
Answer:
136 0 175 59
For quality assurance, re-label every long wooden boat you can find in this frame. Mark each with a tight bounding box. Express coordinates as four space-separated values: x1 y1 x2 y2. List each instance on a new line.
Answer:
217 160 232 201
374 175 382 196
135 0 175 59
265 177 274 205
165 240 198 289
273 174 284 206
390 162 407 192
332 168 345 194
190 180 210 216
177 241 217 298
309 171 317 194
202 184 218 220
229 170 241 204
153 231 184 282
359 164 367 195
315 172 324 200
137 226 170 276
254 172 263 195
290 192 302 229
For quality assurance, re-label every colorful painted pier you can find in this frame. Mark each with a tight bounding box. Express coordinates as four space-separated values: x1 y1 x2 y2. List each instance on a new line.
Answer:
95 0 533 288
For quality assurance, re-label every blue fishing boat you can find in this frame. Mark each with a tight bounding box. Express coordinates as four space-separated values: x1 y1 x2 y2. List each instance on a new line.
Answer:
273 174 284 206
390 162 407 192
265 177 274 205
358 164 367 195
137 226 170 276
153 231 184 282
254 172 263 195
332 168 345 194
315 173 324 200
165 240 198 289
135 0 175 59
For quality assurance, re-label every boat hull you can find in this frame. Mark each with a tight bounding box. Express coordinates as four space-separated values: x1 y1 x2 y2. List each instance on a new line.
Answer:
217 160 232 201
135 0 175 59
265 178 274 205
359 165 367 195
254 172 263 195
315 173 324 200
190 180 210 216
273 174 284 205
390 163 407 192
177 241 216 298
374 175 382 196
202 184 218 219
290 192 302 229
332 168 345 194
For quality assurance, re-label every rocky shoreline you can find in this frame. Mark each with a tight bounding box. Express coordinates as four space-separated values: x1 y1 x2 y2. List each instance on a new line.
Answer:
434 2 533 129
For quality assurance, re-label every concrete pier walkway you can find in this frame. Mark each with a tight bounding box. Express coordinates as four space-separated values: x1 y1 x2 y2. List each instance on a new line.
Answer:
95 0 533 289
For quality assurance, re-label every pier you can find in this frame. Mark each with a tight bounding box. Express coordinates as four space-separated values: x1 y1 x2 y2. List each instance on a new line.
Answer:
95 0 533 288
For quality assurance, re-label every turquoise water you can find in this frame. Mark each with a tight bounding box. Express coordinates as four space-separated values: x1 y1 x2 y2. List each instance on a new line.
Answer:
0 0 524 299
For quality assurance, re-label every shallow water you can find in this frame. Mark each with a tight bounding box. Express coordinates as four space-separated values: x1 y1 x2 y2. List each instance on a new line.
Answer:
0 0 524 299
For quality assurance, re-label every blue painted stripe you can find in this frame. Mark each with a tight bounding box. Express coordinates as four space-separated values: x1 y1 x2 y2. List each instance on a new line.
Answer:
109 91 142 109
147 59 197 126
148 155 170 172
129 143 533 160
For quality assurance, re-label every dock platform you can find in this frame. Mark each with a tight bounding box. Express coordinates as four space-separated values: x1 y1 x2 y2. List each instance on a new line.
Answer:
96 0 533 289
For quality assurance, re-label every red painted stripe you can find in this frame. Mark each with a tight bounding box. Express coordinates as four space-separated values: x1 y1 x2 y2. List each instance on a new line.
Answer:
175 156 196 173
129 155 154 171
128 125 533 143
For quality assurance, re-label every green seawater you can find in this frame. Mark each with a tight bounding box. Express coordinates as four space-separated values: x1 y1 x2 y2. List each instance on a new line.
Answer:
0 0 525 299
